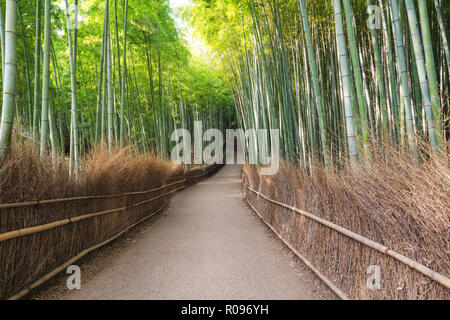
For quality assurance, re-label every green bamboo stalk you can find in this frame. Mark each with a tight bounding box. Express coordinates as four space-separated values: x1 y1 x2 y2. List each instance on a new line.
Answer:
0 0 5 72
144 36 155 111
17 4 32 126
330 27 342 160
50 42 66 153
64 0 79 175
405 0 437 154
106 0 114 150
130 47 147 152
101 46 107 143
418 0 442 146
71 0 79 162
157 48 166 157
380 0 399 144
367 0 389 143
298 0 330 165
342 0 370 158
32 0 41 141
48 94 58 157
78 51 93 143
95 7 108 144
408 28 423 134
73 0 78 76
388 0 417 159
0 0 18 159
250 0 278 149
112 51 119 143
119 0 128 146
434 0 450 78
39 0 51 158
333 0 358 166
114 0 121 96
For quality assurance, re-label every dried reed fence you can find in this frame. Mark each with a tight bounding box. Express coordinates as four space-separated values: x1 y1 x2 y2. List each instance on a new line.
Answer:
0 143 221 299
242 153 449 300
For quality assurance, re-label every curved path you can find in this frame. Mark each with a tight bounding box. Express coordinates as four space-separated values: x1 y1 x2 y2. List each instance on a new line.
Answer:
34 165 333 300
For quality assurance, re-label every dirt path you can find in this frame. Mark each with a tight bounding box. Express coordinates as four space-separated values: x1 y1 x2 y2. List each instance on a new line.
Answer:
33 165 335 300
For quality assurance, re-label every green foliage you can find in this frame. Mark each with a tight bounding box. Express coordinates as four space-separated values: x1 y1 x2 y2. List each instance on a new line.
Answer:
185 0 449 167
1 0 235 159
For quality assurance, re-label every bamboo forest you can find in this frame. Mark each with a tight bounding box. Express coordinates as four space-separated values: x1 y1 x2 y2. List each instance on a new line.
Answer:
0 0 449 302
187 0 449 168
0 0 235 170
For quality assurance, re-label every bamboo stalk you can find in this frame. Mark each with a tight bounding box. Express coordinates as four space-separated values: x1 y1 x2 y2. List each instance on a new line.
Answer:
0 0 5 71
418 0 442 146
39 0 51 158
342 0 371 158
0 0 18 159
119 0 128 147
17 4 33 126
106 0 114 149
434 0 450 78
389 0 417 159
64 0 79 176
297 0 329 166
405 0 438 154
31 0 41 141
333 0 359 166
367 0 390 143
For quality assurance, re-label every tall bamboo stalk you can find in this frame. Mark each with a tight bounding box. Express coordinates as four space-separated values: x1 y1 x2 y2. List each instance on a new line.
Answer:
367 0 389 143
342 0 370 158
388 0 417 158
0 0 18 159
114 0 121 96
106 0 114 150
32 0 41 141
297 0 329 167
405 0 438 154
333 0 358 166
95 7 108 144
48 95 58 157
434 0 450 78
17 4 32 125
418 0 442 146
64 0 79 175
0 0 5 72
39 0 51 158
119 0 128 146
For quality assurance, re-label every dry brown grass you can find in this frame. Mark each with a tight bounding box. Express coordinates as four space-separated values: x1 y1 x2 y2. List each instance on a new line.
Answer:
0 142 188 299
243 147 449 300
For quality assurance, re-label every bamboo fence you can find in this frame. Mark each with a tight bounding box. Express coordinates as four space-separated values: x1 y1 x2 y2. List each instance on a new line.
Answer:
246 186 450 295
0 164 221 300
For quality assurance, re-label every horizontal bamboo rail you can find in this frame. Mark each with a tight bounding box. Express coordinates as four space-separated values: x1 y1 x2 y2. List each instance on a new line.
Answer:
8 203 168 300
0 186 185 243
0 179 186 210
247 186 450 290
246 199 349 300
0 165 219 210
